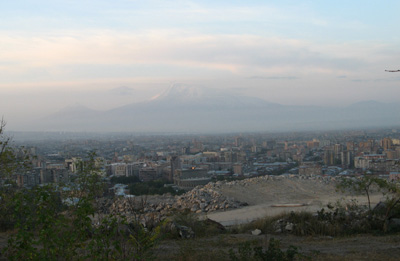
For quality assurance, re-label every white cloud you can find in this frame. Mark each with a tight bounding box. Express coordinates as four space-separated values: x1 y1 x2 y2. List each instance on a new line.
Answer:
2 29 396 86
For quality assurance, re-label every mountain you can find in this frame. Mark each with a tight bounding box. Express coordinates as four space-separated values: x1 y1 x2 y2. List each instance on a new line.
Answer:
34 103 103 132
26 85 400 133
51 103 100 117
150 84 277 108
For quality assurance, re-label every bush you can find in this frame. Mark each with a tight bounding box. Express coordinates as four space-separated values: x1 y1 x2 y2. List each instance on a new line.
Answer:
288 211 343 236
170 211 225 238
1 153 162 260
232 202 388 238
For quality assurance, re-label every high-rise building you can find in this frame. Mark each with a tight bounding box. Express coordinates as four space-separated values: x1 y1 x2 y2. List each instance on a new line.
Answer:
341 151 353 167
334 144 343 160
382 138 393 151
235 136 243 147
324 150 335 165
346 141 355 151
170 156 181 183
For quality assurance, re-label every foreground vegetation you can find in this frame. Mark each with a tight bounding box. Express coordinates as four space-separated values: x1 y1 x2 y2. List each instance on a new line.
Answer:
1 154 161 260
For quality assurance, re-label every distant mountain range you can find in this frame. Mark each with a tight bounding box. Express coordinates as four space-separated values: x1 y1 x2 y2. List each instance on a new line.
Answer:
25 84 400 133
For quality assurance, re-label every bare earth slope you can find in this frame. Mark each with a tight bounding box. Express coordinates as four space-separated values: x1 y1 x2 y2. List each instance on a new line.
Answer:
206 175 383 226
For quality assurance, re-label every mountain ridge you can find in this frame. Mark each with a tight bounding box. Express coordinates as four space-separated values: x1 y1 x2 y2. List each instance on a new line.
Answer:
22 85 400 133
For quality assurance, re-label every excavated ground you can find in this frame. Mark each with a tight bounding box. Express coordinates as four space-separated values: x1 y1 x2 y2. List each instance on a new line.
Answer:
205 176 383 226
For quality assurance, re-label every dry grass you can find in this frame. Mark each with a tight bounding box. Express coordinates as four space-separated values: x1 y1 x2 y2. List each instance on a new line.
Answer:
154 233 400 260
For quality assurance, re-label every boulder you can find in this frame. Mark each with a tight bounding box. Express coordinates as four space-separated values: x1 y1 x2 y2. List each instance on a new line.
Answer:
177 225 195 239
285 222 294 232
251 229 262 236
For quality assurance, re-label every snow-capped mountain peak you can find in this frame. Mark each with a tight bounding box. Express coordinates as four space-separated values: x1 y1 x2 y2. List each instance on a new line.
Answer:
151 83 214 102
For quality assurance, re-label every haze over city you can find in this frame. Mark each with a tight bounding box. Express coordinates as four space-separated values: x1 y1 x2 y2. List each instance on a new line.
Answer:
1 1 400 132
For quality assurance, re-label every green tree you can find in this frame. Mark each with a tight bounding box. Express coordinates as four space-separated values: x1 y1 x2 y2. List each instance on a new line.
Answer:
0 119 30 231
337 175 400 232
0 122 161 259
337 175 387 211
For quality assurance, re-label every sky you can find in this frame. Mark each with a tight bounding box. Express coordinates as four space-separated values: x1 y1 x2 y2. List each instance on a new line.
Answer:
1 0 400 129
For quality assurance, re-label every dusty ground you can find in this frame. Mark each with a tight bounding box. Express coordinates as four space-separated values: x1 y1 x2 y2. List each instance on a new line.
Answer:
155 233 400 260
206 177 384 226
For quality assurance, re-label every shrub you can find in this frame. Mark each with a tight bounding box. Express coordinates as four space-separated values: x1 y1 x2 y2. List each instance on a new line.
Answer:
1 152 162 260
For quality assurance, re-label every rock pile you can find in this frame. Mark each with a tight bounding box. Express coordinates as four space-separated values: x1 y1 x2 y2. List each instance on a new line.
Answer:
174 185 245 213
106 184 246 226
108 185 245 215
207 174 337 189
273 219 295 233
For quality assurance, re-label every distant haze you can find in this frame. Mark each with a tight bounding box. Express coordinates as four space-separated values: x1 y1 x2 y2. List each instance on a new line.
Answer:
1 1 400 131
11 84 400 133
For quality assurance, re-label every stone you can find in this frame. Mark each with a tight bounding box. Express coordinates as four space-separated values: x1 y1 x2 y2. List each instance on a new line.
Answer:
285 222 294 232
251 229 262 236
177 225 195 239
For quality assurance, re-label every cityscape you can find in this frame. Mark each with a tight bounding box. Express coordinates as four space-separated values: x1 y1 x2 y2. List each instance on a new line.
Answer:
9 128 400 191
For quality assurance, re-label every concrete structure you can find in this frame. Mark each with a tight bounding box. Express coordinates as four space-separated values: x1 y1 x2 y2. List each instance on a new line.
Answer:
139 168 158 182
324 150 335 165
175 177 212 190
233 164 243 175
40 169 69 184
382 138 393 151
110 163 127 176
174 167 211 189
170 155 181 183
341 151 353 167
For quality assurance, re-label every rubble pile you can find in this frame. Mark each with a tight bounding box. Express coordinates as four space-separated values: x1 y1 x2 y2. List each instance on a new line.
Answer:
273 219 295 233
208 174 335 189
106 184 246 226
108 185 245 216
174 185 246 213
104 174 339 227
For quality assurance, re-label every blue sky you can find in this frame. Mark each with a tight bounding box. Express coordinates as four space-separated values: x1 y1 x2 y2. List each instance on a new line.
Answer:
2 1 399 40
1 1 400 128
